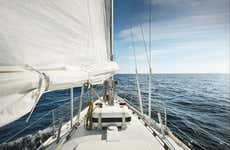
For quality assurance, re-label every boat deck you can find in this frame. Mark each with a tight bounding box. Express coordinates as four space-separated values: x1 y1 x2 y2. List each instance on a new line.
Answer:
44 96 188 150
62 110 164 150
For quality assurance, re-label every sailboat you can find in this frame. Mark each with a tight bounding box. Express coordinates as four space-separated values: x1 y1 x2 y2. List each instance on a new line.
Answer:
0 0 190 149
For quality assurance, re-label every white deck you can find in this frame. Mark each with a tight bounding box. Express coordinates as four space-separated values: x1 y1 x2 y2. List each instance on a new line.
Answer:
44 97 189 150
62 111 164 150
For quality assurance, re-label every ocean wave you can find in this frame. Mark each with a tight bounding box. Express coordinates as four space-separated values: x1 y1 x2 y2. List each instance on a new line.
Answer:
0 128 53 150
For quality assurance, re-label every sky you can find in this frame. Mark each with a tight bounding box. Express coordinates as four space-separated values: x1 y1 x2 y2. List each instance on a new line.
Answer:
114 0 230 73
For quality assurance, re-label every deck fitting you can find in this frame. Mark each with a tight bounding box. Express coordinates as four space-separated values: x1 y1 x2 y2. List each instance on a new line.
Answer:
164 143 169 150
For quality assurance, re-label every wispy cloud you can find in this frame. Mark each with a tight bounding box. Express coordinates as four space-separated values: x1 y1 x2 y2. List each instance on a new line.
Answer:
127 49 162 61
114 0 229 73
148 0 229 13
118 0 229 42
118 13 229 42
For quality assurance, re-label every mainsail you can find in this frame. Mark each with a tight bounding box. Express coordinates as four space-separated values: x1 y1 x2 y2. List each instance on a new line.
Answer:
0 0 118 127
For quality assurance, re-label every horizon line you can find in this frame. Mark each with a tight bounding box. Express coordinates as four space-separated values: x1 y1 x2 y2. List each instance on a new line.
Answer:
116 72 230 74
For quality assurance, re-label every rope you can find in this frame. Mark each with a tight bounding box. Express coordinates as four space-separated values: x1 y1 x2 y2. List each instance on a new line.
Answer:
85 100 94 130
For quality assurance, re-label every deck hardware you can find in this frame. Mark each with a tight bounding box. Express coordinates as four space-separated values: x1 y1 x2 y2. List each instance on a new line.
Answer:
75 122 80 127
56 120 63 144
66 134 71 141
66 126 76 141
153 131 157 137
164 143 169 150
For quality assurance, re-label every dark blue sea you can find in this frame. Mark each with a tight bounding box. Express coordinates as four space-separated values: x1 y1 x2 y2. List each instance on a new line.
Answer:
0 74 229 150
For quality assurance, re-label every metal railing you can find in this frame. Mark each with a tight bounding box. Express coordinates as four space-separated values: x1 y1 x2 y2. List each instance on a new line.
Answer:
1 93 87 145
116 95 190 150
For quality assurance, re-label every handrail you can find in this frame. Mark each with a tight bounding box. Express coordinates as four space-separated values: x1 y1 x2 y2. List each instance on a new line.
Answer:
3 94 84 144
117 95 190 150
4 111 51 143
120 97 174 149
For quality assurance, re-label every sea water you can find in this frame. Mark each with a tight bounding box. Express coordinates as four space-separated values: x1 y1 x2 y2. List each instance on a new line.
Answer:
0 74 229 150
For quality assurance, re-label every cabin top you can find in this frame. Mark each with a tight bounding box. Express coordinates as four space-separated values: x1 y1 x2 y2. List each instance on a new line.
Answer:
92 99 131 129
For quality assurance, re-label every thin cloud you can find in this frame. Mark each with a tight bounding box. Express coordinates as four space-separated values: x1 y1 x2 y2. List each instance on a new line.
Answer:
127 50 162 61
118 13 229 42
115 0 229 73
118 0 229 42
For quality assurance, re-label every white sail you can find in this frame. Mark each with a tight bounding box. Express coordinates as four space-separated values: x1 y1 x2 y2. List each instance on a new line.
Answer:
0 0 118 127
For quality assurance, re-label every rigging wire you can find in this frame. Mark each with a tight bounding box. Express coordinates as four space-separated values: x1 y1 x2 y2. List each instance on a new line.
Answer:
139 24 151 67
138 2 152 117
129 26 143 113
148 0 153 118
139 23 151 103
149 0 152 65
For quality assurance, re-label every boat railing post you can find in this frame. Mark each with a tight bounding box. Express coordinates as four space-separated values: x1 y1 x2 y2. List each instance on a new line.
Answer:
164 107 167 129
148 67 152 118
98 112 102 129
122 112 126 129
70 88 74 128
52 110 56 136
158 113 165 137
78 85 84 122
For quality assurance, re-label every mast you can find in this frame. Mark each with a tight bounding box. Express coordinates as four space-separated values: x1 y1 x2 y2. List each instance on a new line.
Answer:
108 0 114 105
110 0 114 61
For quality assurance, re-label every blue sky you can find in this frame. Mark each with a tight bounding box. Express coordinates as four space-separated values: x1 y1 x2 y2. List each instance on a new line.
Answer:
114 0 230 73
